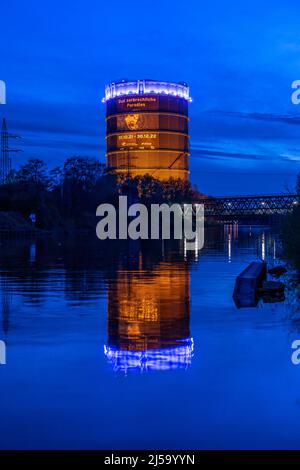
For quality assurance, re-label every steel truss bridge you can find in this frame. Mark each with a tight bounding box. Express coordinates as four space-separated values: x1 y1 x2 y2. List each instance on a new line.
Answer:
198 194 299 218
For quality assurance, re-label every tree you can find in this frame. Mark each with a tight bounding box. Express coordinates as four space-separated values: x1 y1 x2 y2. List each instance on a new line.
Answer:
63 156 105 191
15 159 49 189
62 156 106 218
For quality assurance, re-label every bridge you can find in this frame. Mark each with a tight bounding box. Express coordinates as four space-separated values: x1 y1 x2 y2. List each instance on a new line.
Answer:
199 194 299 219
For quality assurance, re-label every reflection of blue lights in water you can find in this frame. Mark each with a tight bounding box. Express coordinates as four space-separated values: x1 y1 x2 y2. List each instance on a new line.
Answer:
104 338 194 373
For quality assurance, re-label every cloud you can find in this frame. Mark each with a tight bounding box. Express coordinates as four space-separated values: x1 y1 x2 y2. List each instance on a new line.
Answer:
280 153 300 162
207 110 300 126
191 142 271 162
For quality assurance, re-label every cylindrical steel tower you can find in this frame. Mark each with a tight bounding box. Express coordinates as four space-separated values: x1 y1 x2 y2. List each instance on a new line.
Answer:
103 79 191 181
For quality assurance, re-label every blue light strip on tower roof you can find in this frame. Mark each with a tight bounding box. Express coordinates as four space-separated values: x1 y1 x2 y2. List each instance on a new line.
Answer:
103 80 192 103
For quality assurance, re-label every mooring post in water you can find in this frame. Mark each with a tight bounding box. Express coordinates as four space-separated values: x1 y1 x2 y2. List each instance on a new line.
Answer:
233 261 267 308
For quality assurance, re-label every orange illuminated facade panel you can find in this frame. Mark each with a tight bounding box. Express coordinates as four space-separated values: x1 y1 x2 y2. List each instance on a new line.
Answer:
103 80 191 181
106 113 188 134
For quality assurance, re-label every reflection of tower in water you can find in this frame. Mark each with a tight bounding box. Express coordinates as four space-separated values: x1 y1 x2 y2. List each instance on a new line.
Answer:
104 256 193 372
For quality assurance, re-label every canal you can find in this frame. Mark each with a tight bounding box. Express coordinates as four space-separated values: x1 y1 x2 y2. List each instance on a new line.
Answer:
0 226 300 449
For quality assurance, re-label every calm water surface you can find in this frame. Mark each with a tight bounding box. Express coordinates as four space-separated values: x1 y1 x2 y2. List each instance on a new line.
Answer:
0 227 300 449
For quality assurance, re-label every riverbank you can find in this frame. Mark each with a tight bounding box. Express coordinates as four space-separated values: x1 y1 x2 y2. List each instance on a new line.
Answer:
0 211 36 234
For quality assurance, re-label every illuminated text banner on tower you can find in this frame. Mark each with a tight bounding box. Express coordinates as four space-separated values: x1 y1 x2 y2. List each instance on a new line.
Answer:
117 132 159 150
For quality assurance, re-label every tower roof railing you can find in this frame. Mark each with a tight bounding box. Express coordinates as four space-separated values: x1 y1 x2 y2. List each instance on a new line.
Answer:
103 79 192 103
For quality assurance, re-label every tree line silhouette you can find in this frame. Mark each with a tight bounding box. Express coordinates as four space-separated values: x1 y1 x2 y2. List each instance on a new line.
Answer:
0 156 201 230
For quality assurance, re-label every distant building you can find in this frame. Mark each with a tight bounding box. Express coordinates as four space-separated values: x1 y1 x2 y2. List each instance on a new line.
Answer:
103 79 191 181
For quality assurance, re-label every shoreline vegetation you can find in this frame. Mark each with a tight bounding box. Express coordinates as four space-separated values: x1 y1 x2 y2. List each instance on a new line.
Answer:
282 173 300 272
0 156 205 234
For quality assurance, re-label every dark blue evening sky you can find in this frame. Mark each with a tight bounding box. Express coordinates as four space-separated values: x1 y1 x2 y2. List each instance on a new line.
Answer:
1 0 300 195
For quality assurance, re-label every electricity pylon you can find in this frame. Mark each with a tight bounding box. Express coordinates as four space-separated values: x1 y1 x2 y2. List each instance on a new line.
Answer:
0 118 23 184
